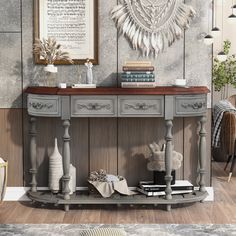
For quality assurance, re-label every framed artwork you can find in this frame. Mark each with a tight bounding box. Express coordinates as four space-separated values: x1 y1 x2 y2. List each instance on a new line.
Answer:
34 0 99 65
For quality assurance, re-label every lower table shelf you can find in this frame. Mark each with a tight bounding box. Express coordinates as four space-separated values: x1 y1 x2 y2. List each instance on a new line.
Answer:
27 190 208 207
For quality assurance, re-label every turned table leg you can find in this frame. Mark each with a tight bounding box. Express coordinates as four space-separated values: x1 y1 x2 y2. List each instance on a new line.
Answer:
29 117 37 192
199 115 207 192
62 119 71 211
165 120 173 201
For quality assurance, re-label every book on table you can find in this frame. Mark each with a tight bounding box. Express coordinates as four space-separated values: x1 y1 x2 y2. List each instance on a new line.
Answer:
121 73 155 79
72 84 96 88
121 82 156 88
124 60 152 67
137 188 193 197
121 60 156 88
124 71 153 74
123 66 155 72
121 78 156 83
139 180 194 192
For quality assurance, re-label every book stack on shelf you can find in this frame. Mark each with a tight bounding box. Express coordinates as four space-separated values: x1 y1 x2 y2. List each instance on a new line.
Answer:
137 180 194 197
121 61 156 88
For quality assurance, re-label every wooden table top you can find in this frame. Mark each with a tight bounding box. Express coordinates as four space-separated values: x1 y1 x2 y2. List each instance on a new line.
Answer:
24 86 210 95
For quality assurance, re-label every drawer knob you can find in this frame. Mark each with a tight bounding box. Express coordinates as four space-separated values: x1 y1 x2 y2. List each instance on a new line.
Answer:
78 103 111 110
181 102 206 110
29 102 53 110
125 103 156 110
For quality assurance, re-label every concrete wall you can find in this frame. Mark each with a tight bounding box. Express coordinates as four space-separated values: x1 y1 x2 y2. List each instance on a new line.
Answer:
0 0 212 108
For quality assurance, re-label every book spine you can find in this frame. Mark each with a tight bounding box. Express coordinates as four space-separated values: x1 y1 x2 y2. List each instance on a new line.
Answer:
121 82 156 88
121 78 155 82
125 71 153 74
123 66 154 71
137 188 193 196
141 186 194 192
121 74 155 79
125 61 152 67
136 188 153 196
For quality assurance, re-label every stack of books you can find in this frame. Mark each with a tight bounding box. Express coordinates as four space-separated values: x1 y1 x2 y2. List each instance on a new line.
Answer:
121 61 156 88
137 180 194 196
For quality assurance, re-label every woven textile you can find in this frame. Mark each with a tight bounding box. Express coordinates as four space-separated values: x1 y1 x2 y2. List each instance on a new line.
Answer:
212 100 236 147
80 228 126 236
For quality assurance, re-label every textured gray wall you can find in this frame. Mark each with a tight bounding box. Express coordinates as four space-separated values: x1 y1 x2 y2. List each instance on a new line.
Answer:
0 0 212 108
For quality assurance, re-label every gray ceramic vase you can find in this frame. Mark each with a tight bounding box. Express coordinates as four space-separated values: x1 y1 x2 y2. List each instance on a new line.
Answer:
48 138 63 193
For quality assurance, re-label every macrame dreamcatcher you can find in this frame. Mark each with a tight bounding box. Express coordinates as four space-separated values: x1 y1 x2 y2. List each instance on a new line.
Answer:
111 0 196 57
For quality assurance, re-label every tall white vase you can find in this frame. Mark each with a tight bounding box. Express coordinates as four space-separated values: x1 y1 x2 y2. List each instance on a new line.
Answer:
48 138 63 193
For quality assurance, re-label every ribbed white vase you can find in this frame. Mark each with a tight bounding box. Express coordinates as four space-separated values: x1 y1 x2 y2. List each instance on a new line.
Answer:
48 138 63 193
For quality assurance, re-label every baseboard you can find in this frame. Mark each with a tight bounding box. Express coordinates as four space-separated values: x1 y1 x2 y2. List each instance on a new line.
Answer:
4 187 214 202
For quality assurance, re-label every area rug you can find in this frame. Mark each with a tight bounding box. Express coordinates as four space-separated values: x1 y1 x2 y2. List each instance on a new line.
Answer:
0 224 236 236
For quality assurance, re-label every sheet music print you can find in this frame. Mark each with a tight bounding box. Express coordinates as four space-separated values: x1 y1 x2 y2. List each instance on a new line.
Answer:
45 0 91 58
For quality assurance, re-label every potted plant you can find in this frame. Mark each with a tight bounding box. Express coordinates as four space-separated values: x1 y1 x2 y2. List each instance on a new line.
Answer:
147 142 183 185
33 37 74 73
213 40 236 99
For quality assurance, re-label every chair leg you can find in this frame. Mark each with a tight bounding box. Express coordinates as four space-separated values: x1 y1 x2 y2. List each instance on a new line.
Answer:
228 155 236 182
225 155 233 171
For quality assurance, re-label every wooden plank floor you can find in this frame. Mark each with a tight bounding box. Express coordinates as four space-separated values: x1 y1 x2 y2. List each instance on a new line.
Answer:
0 161 236 224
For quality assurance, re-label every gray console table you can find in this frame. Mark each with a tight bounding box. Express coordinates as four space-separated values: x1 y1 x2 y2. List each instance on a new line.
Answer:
25 86 209 211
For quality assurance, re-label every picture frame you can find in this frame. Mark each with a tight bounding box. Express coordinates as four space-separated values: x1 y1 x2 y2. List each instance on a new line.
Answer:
34 0 99 65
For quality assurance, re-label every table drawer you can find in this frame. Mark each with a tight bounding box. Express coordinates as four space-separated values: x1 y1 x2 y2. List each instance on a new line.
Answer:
175 95 207 117
118 96 164 117
71 96 117 117
28 94 61 117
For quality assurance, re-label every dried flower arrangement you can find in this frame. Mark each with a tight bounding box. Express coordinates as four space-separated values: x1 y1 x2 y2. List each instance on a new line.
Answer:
33 37 74 65
147 142 183 172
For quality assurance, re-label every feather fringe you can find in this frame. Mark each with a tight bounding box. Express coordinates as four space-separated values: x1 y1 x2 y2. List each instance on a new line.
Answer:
111 1 196 57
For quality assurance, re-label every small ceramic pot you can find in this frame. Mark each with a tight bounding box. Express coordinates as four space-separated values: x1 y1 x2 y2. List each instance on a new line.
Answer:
44 64 58 73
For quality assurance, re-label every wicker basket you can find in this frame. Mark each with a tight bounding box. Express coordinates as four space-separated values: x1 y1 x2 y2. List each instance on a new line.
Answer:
0 159 8 202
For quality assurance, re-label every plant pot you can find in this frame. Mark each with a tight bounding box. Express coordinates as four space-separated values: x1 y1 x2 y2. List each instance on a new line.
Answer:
153 170 175 185
43 65 58 87
44 64 58 73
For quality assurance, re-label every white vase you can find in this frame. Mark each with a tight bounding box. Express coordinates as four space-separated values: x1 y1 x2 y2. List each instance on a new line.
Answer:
44 64 58 73
86 68 93 84
43 64 58 87
48 138 63 193
69 164 76 195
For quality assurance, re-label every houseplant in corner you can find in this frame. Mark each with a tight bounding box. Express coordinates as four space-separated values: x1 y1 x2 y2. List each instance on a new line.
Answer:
213 40 236 99
33 37 73 86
